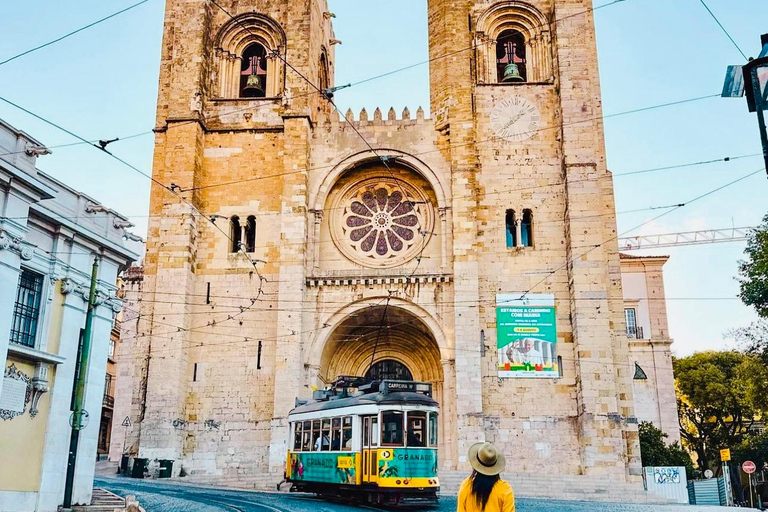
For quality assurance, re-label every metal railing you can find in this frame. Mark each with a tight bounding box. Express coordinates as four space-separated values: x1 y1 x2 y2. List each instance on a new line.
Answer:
627 326 645 339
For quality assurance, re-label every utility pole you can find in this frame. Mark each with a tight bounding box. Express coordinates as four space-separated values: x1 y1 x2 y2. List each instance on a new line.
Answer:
63 256 99 508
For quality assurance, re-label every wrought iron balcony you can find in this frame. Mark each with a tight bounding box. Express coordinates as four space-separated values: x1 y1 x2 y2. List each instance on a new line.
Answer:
627 326 645 340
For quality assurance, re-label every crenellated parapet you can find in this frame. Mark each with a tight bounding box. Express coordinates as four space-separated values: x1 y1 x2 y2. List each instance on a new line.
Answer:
316 106 428 132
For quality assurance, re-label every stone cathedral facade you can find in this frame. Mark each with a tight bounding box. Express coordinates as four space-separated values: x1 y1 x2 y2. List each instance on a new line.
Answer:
116 0 652 491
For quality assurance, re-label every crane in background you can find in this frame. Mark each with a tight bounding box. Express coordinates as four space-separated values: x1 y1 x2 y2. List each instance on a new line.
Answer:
619 227 755 251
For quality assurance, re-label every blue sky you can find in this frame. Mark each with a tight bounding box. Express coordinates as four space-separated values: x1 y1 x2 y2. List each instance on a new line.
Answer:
0 0 766 355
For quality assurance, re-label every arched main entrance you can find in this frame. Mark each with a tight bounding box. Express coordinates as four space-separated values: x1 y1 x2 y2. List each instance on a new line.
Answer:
314 303 455 469
319 305 443 384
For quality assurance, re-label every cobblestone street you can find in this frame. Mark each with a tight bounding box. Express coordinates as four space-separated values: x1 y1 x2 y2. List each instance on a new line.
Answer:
96 477 733 512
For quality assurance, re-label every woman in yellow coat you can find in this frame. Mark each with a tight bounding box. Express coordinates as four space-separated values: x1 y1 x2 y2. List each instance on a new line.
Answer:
457 443 515 512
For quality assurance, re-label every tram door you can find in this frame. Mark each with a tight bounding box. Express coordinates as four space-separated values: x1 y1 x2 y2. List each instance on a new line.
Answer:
361 415 379 484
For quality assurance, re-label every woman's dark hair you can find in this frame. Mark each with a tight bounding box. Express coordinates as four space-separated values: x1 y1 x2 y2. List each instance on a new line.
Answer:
471 470 500 510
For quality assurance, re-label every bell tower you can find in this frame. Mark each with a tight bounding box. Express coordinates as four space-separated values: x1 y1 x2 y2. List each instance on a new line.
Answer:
136 0 336 473
427 0 642 480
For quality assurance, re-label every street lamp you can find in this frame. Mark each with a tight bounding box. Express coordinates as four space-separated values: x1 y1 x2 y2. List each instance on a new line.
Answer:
722 34 768 178
743 34 768 177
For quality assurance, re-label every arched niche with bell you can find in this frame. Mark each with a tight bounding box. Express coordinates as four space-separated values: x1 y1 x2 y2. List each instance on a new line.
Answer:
214 12 286 99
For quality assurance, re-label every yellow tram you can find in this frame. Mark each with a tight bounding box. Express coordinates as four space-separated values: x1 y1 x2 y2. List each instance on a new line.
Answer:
285 378 439 507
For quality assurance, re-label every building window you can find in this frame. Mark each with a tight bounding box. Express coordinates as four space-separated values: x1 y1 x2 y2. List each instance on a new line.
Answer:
475 2 553 85
104 374 114 401
505 210 517 248
496 29 527 83
634 362 648 380
230 216 241 253
245 216 256 253
365 359 413 382
108 338 115 359
626 308 643 339
319 52 330 92
239 43 268 98
521 209 533 247
10 269 44 347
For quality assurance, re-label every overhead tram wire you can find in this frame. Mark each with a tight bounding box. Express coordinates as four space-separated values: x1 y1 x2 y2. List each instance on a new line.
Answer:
344 0 630 89
0 94 267 305
25 161 761 265
0 0 156 67
180 92 722 194
515 165 766 302
697 0 749 61
0 0 634 165
112 302 722 378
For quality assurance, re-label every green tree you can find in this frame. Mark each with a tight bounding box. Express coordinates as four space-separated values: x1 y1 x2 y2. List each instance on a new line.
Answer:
739 214 768 318
734 431 768 469
729 319 768 365
674 351 768 472
638 421 694 476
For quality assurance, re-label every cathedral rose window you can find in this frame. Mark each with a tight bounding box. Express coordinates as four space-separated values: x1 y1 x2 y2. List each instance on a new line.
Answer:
345 187 419 257
331 179 434 268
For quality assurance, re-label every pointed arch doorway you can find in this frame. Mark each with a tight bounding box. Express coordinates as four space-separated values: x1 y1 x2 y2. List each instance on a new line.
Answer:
315 304 455 470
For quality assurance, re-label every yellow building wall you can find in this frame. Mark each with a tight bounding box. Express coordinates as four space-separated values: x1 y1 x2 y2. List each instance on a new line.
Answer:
0 358 52 492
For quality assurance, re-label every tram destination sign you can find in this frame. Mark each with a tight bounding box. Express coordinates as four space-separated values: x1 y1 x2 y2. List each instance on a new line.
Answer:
381 381 432 396
496 294 559 379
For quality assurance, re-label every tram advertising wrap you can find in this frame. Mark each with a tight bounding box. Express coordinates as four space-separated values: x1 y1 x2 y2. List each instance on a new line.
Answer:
377 448 438 487
496 293 559 378
287 452 360 485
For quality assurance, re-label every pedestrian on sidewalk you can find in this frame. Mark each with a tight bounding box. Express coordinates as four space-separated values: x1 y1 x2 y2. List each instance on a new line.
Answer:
457 442 515 512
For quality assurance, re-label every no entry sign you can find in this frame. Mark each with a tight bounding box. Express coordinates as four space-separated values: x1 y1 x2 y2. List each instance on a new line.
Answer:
742 461 757 474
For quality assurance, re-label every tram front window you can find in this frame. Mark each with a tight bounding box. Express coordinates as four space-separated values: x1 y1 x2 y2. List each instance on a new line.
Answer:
382 411 404 446
407 411 427 447
428 412 438 447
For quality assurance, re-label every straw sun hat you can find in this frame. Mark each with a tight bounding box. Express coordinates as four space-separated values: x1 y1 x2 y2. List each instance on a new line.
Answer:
468 442 506 476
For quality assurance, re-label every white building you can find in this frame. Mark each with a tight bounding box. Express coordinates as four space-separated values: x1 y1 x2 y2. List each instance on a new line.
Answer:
0 119 138 511
621 254 680 444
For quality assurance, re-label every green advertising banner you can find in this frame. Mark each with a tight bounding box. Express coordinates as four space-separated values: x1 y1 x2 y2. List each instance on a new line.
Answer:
496 294 559 378
289 452 357 484
377 448 438 479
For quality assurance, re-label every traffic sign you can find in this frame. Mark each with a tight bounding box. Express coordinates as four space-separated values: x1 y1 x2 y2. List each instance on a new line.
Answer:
720 448 731 461
743 461 757 474
121 416 132 427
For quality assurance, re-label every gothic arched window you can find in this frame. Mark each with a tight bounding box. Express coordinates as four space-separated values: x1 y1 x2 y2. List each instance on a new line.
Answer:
521 209 533 247
496 29 527 83
475 2 553 84
245 215 256 252
230 216 241 253
505 209 517 248
215 12 286 99
319 53 330 92
365 360 413 382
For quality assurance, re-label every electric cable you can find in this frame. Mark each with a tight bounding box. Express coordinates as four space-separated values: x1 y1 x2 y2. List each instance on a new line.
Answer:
0 0 155 67
697 0 749 61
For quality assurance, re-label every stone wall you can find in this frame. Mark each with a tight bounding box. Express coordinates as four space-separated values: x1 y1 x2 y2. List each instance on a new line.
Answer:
114 0 652 491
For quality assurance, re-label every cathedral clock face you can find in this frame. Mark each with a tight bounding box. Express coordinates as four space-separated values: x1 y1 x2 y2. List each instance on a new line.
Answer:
490 96 541 142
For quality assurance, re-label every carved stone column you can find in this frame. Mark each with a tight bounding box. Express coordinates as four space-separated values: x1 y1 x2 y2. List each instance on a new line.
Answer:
514 217 523 248
310 209 323 272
